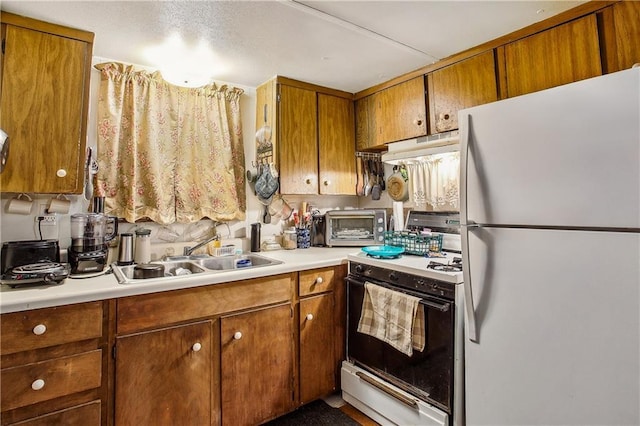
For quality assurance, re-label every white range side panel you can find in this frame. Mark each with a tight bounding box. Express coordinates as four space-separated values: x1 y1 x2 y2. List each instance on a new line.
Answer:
460 68 640 229
464 227 640 425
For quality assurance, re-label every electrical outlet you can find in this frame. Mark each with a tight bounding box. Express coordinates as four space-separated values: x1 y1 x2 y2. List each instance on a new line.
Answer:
35 215 57 226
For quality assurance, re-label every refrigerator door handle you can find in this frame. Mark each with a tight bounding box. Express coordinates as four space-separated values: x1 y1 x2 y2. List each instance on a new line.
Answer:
460 112 479 342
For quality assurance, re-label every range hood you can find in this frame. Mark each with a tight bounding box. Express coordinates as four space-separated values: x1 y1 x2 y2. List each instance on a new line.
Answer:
381 130 459 164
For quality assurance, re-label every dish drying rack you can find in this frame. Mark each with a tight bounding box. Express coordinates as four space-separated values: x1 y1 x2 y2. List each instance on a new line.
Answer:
384 231 443 256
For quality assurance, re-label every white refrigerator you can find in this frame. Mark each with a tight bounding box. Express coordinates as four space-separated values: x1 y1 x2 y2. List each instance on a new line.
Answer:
458 68 639 426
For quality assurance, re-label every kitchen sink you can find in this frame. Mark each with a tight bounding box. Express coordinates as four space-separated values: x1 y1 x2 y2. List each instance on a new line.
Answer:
112 254 283 284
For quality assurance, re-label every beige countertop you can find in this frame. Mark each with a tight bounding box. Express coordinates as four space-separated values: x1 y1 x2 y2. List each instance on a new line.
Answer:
0 247 359 314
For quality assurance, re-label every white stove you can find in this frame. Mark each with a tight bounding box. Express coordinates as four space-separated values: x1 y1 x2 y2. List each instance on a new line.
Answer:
343 211 464 426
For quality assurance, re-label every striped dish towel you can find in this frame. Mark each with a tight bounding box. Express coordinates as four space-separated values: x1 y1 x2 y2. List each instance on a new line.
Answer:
357 282 425 356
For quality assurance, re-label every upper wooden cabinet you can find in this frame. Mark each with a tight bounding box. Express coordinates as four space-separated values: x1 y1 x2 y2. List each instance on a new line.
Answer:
377 76 427 143
501 14 602 98
356 76 426 150
355 93 377 150
257 77 355 195
318 93 356 195
427 50 498 133
0 13 93 194
278 84 318 194
600 0 640 73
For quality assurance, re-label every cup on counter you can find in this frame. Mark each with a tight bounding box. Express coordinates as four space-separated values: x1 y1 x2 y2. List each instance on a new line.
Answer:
47 194 71 214
296 228 311 249
6 193 33 215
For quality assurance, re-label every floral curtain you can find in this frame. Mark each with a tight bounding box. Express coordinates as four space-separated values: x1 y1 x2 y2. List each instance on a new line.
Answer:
95 62 246 224
406 151 460 211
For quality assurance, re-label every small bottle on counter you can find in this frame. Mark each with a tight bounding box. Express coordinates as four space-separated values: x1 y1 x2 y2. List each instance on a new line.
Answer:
134 228 151 264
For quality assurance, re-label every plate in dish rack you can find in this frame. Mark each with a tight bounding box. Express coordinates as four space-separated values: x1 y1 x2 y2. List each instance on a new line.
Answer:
361 245 405 259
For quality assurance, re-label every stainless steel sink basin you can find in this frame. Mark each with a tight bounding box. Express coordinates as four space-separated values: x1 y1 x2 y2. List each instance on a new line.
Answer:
112 254 282 284
194 254 279 271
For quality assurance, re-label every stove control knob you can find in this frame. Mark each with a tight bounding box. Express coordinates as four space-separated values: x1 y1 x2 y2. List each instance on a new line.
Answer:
43 273 56 284
389 272 399 282
430 283 439 290
355 265 365 274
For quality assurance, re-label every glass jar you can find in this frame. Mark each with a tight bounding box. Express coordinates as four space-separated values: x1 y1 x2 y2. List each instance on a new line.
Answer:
283 228 297 250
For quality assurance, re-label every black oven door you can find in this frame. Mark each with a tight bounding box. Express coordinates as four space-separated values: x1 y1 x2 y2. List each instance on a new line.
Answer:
346 275 455 415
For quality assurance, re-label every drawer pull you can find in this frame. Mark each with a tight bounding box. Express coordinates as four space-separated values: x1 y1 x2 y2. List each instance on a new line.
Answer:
192 342 202 352
32 324 47 335
233 331 243 340
306 313 314 321
314 277 323 285
31 379 45 391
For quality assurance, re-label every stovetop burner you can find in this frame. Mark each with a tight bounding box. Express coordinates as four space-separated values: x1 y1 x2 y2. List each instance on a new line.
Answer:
1 262 70 287
427 258 463 272
12 262 66 274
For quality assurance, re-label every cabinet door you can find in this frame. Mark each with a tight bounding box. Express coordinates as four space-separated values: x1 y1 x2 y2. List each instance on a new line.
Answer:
278 85 317 194
428 51 498 133
115 321 213 425
299 293 335 404
600 1 640 73
504 15 601 98
355 93 379 150
377 76 427 143
0 24 89 193
221 304 295 426
318 94 356 195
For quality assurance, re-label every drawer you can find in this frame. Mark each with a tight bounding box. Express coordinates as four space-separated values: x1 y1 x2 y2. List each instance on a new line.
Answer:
0 302 103 355
299 267 337 297
9 400 101 426
1 350 102 412
117 273 296 334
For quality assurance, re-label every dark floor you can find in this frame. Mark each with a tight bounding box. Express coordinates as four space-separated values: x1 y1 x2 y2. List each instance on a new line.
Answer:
340 403 380 426
264 399 379 426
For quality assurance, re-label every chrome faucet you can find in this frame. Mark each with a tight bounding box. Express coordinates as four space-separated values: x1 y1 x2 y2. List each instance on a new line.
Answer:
183 233 219 256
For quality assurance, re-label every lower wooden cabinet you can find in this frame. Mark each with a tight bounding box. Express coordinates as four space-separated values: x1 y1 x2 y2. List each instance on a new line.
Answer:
299 293 335 403
114 321 214 425
221 304 296 425
298 265 347 405
8 401 101 426
0 302 107 426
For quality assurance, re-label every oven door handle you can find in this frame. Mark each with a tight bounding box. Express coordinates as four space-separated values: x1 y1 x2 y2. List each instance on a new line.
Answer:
346 275 451 312
421 299 450 312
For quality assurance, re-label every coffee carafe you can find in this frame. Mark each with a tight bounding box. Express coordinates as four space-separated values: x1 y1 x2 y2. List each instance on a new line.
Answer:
69 213 118 274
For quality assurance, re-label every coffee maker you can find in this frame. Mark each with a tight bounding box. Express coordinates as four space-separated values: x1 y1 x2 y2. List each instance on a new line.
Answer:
68 213 118 274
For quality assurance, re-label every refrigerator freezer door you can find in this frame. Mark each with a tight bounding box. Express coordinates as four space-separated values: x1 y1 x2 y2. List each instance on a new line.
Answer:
464 227 639 425
460 68 639 230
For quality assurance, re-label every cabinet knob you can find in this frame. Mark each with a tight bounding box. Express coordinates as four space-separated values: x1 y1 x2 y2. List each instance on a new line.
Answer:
414 119 423 126
192 342 202 352
32 324 47 335
438 113 450 121
306 314 314 321
233 331 243 340
313 277 324 285
31 379 45 391
56 169 67 178
323 180 330 186
305 178 312 185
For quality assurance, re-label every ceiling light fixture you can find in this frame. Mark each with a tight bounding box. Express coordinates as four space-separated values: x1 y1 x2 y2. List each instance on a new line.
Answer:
144 33 223 87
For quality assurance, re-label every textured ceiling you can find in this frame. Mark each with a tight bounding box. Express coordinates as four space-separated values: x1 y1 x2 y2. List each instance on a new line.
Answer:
1 1 585 92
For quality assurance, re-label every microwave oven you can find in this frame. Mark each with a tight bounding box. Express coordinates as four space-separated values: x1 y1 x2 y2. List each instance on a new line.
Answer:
324 209 386 247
